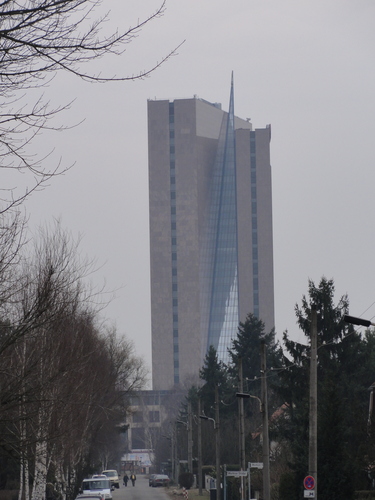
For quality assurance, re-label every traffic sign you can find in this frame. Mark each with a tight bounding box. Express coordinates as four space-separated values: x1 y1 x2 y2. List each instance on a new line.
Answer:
303 476 315 490
249 462 263 469
227 471 248 477
304 491 315 498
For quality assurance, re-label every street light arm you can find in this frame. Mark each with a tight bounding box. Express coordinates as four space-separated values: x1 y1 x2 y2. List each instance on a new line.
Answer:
176 420 188 428
199 415 216 428
236 392 263 412
344 314 375 327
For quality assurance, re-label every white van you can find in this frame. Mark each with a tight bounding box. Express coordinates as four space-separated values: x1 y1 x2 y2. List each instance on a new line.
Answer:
101 470 120 489
81 477 113 500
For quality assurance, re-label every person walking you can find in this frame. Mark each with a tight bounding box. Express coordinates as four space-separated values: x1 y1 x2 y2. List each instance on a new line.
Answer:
130 473 136 487
123 474 129 487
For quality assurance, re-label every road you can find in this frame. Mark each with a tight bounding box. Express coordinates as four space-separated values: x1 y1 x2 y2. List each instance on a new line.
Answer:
112 476 171 500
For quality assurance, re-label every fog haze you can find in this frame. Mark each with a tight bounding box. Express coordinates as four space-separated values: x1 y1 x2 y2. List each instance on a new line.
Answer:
19 0 375 384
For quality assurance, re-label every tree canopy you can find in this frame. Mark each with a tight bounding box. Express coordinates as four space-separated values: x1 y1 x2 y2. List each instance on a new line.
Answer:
173 278 375 500
275 277 375 500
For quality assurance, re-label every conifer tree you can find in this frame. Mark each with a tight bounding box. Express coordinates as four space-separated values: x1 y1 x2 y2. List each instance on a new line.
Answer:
228 313 283 401
276 277 375 500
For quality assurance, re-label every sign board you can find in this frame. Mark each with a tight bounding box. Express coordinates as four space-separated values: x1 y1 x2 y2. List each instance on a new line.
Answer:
304 491 315 498
303 476 315 490
227 471 248 477
249 462 263 469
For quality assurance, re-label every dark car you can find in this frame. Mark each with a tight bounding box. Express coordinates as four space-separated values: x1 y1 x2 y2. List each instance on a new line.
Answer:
152 474 170 487
149 474 157 487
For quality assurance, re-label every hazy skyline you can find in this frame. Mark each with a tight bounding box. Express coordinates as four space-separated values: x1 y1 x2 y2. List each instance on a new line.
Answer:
17 0 375 385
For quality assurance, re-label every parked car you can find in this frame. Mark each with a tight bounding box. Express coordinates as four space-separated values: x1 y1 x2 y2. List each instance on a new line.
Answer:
101 470 120 489
151 474 170 487
149 474 157 487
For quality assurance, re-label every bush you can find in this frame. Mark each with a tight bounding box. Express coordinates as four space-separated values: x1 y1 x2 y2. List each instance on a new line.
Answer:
355 492 375 500
179 472 194 489
0 491 18 500
278 472 297 500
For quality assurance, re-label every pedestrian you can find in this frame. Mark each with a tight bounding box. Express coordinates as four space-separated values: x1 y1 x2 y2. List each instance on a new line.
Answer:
123 474 129 487
130 473 136 487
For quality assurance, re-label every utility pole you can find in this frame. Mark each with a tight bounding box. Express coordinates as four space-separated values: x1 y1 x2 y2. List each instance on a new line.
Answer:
188 400 193 474
198 398 203 495
309 307 318 498
171 425 175 483
260 341 270 500
215 384 221 499
238 358 245 500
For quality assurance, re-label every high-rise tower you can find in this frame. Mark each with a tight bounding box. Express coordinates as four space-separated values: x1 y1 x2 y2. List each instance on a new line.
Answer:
148 80 274 390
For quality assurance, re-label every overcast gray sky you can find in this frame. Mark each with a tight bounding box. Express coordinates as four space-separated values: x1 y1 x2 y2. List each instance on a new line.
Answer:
21 0 375 384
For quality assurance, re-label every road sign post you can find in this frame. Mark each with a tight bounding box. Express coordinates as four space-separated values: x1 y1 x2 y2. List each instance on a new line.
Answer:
227 471 248 477
303 475 315 498
303 476 315 490
304 491 315 498
249 463 263 469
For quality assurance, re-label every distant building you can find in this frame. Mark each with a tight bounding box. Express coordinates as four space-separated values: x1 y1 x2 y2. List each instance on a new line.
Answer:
148 78 274 390
123 390 184 473
125 390 168 455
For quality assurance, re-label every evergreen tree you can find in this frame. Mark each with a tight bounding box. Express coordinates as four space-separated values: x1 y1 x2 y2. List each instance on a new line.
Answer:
275 277 375 500
228 313 283 402
199 345 228 417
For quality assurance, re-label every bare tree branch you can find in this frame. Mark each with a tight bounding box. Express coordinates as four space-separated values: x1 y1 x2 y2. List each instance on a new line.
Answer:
0 0 184 210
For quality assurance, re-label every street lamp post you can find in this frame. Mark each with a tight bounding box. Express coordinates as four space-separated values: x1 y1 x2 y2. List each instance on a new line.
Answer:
260 341 270 500
200 414 220 495
162 433 175 481
198 398 203 495
238 359 246 500
236 376 270 500
176 412 193 474
176 400 193 474
309 307 318 500
345 314 375 430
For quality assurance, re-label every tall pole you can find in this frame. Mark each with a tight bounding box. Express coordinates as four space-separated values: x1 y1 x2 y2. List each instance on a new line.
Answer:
309 307 318 498
174 422 179 484
198 398 203 495
239 358 245 470
260 341 270 500
188 400 193 474
215 384 221 499
171 425 175 483
239 358 245 500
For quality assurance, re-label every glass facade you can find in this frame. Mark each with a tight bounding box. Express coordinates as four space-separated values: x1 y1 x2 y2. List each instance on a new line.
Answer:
204 78 240 363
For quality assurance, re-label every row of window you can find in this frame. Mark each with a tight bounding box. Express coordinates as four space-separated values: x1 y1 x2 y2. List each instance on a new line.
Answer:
169 102 179 384
250 132 259 318
132 410 160 423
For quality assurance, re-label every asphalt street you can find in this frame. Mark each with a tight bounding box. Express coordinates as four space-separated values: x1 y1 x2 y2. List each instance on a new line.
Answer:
112 476 171 500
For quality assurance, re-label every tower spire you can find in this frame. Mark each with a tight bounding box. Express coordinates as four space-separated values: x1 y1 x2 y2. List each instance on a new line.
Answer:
206 72 239 362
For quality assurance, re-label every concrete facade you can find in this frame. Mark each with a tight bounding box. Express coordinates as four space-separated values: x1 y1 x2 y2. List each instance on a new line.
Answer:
148 87 274 390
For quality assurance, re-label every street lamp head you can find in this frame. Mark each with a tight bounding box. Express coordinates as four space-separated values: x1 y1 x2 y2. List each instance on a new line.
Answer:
199 415 216 428
236 392 250 399
344 314 374 327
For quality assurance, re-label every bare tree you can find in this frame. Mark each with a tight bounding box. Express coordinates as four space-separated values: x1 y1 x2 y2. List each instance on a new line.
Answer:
0 221 146 500
0 0 182 209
